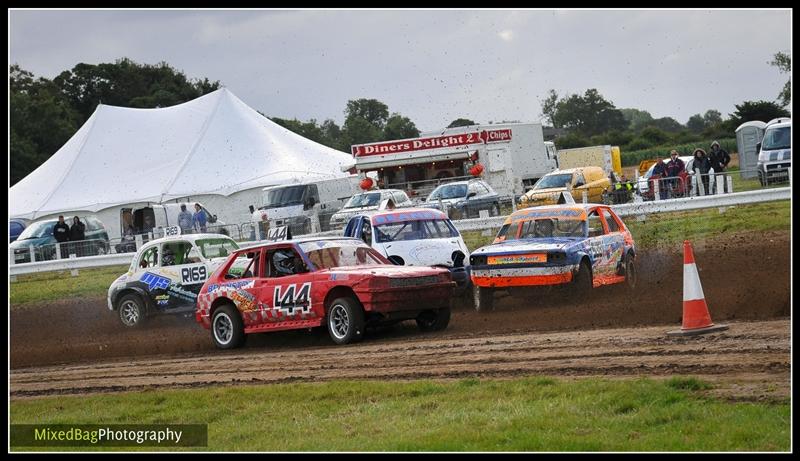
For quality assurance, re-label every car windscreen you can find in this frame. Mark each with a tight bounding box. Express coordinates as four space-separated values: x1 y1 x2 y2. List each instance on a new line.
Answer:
261 185 307 209
16 220 56 240
375 219 459 243
762 126 791 151
533 174 573 190
344 192 382 209
195 238 240 259
427 184 467 201
496 218 586 240
299 240 388 269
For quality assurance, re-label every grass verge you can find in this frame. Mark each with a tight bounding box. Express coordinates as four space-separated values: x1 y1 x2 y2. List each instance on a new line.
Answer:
10 265 128 307
9 376 789 451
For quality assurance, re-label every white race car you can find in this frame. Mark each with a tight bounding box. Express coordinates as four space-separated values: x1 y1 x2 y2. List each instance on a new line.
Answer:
107 232 241 327
343 208 471 294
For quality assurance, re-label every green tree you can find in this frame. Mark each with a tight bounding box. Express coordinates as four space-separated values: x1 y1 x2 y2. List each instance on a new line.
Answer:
552 89 627 137
447 118 478 128
647 117 683 133
10 64 81 185
728 100 791 126
639 127 670 145
703 110 723 127
53 58 220 124
686 114 706 133
383 114 419 141
620 108 654 132
539 89 559 127
769 51 791 107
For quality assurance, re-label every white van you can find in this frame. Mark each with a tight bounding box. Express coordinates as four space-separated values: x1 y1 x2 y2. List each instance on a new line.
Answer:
252 176 362 237
120 202 226 239
757 118 791 186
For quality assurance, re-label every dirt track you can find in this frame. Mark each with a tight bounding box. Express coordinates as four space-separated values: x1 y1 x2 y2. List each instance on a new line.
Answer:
10 230 791 399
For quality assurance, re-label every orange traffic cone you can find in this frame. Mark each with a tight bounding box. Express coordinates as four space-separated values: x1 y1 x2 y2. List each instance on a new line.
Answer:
667 241 729 336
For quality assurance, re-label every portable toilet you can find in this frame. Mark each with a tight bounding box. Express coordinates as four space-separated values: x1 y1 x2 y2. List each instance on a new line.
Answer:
735 120 767 179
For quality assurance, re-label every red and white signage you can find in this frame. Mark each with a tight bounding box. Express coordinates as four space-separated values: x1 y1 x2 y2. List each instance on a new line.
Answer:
352 129 513 157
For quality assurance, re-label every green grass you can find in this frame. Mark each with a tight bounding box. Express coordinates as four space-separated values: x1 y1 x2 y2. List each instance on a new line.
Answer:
461 200 789 252
9 377 790 451
10 265 129 307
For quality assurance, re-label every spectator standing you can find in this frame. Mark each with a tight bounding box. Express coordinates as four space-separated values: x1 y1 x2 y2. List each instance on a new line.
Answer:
651 159 668 200
69 216 86 256
193 203 208 233
665 150 686 197
178 204 194 234
708 141 731 172
53 215 70 256
708 141 731 192
692 148 711 195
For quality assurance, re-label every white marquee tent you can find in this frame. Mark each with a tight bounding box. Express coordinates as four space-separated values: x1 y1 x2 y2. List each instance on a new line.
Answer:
10 88 355 220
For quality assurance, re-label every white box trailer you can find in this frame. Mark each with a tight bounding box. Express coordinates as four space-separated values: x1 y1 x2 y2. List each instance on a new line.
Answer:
350 122 558 200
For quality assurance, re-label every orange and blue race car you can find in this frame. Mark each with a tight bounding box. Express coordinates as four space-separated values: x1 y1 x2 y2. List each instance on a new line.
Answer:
196 237 455 349
469 204 636 310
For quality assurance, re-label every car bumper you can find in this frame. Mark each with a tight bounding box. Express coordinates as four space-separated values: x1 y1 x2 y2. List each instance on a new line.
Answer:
471 264 577 288
355 282 455 313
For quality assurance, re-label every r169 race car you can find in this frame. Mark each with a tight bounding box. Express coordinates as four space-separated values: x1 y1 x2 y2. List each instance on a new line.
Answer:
107 233 241 327
195 237 455 349
469 204 636 310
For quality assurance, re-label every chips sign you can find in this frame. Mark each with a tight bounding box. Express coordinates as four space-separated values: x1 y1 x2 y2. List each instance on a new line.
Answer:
266 225 291 242
164 226 181 237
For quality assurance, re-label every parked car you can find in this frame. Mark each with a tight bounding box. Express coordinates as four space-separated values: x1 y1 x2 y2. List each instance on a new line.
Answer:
195 237 455 349
9 218 28 243
421 178 501 219
10 216 110 264
469 204 636 311
519 166 610 208
343 208 471 294
107 233 242 327
328 189 413 229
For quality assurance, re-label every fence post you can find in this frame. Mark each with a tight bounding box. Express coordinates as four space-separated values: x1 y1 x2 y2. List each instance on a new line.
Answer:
716 174 724 195
653 181 660 201
70 253 79 277
135 234 143 251
9 247 15 267
582 191 588 204
55 242 62 260
726 176 733 194
29 244 36 263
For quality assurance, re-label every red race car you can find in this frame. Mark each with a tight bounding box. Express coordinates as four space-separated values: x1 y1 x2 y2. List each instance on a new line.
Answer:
196 237 455 349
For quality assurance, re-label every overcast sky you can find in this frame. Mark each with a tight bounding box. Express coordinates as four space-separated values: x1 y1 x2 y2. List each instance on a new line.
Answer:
9 9 792 132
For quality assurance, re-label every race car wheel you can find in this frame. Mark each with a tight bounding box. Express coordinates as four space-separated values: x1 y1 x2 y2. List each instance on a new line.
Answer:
473 285 494 311
624 253 637 290
327 297 365 345
416 306 451 332
212 304 245 349
573 260 593 294
118 294 147 328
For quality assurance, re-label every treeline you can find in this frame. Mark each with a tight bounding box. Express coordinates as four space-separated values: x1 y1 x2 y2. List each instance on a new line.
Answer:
541 88 790 153
10 59 221 185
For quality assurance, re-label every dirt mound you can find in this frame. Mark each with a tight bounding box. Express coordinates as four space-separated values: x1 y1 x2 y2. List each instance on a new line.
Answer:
10 231 789 369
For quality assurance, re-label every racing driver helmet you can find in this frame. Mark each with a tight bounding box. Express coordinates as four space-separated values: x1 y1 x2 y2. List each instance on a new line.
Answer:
272 249 296 276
